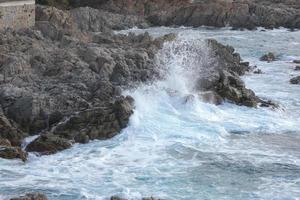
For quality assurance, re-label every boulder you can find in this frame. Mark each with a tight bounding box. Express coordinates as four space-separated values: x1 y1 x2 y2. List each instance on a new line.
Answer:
290 76 300 84
295 66 300 71
204 39 260 107
25 133 72 155
10 193 48 200
0 146 28 162
260 53 276 62
253 69 263 74
293 60 300 64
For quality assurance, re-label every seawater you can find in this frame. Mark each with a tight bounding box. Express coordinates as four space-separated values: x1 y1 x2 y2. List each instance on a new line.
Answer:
1 27 300 200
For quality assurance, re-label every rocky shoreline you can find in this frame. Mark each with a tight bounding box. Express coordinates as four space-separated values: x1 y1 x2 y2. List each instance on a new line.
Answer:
39 0 300 30
0 4 277 161
0 1 298 199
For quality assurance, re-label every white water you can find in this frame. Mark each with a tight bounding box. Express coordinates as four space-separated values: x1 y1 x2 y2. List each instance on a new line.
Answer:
1 27 300 200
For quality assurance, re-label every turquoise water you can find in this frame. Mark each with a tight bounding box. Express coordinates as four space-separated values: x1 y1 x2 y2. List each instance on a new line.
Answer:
1 27 300 200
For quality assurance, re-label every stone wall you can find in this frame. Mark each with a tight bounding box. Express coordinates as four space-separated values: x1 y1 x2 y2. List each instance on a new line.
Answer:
0 1 35 29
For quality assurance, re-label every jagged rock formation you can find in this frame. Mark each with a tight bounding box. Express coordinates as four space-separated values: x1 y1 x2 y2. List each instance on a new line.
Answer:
0 5 174 157
0 5 276 159
64 0 300 29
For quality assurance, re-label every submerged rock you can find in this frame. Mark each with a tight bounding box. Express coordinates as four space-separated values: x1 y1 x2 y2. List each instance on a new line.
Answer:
253 69 263 74
0 146 28 162
111 196 162 200
290 76 300 84
260 53 276 62
293 60 300 64
10 193 48 200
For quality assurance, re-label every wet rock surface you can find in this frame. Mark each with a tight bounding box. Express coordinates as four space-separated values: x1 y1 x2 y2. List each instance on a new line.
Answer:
198 39 260 107
25 133 73 155
10 193 48 200
260 52 277 62
290 76 300 84
0 146 28 162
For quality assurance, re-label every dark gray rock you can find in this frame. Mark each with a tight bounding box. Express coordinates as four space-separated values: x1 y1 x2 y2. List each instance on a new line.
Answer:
253 69 263 74
260 53 276 62
70 0 300 29
203 39 260 107
290 76 300 84
10 193 48 200
295 66 300 71
293 60 300 64
25 133 72 155
0 112 25 146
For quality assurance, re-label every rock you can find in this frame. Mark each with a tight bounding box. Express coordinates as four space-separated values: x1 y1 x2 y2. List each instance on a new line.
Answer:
0 146 28 162
204 39 260 107
0 138 11 146
25 133 72 155
25 96 134 155
10 193 48 200
259 99 279 109
200 91 223 105
295 66 300 71
290 76 300 84
111 197 127 200
253 69 263 74
67 0 300 29
0 4 173 156
260 53 276 62
293 60 300 64
110 196 161 200
0 113 25 146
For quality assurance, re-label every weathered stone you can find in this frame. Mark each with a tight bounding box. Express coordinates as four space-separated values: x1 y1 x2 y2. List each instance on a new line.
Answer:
10 193 48 200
